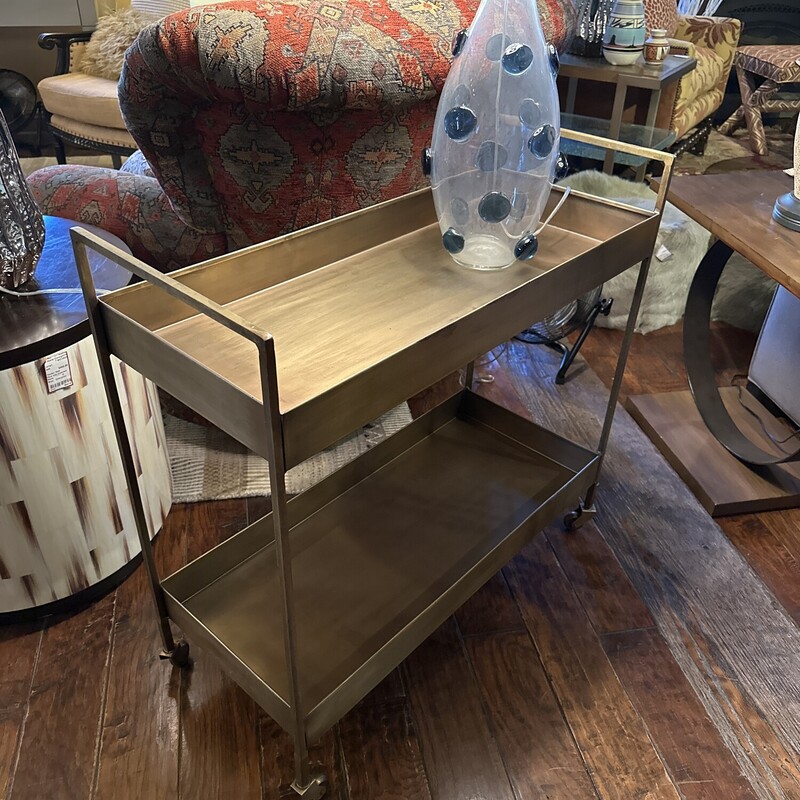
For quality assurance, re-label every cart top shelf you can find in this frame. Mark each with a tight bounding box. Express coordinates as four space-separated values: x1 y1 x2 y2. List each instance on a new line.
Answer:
94 186 659 467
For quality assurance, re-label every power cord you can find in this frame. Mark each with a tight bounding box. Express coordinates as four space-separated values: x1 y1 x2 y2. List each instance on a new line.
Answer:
534 187 571 236
731 373 800 450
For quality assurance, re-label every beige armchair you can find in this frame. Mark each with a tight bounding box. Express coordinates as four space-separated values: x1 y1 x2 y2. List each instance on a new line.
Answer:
38 31 136 167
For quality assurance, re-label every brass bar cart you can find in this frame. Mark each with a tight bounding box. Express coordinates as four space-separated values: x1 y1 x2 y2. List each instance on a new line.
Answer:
73 131 673 799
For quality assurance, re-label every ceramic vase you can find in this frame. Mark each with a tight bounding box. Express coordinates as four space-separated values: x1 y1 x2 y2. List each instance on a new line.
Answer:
644 28 669 64
425 0 561 270
602 0 646 66
0 110 45 289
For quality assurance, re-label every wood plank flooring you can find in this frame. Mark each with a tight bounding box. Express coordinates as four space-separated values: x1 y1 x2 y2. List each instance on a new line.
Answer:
2 322 799 800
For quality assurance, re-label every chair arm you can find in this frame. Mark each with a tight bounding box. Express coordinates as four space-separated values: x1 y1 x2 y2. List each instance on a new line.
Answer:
675 16 742 75
38 31 93 75
668 38 696 59
27 165 227 271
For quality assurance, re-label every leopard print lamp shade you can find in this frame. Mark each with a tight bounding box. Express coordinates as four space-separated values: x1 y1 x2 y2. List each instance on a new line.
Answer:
644 0 678 37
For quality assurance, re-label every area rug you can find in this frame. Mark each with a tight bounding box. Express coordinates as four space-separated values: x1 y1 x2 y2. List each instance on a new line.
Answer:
165 404 413 503
675 123 795 176
560 170 775 333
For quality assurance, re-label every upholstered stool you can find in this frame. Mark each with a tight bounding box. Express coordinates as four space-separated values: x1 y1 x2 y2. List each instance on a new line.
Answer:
719 45 800 155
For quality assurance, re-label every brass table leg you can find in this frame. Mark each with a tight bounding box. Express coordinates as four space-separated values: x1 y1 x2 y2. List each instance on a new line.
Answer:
565 257 654 530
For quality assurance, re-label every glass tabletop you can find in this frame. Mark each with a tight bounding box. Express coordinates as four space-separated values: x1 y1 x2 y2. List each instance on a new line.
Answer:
560 112 676 167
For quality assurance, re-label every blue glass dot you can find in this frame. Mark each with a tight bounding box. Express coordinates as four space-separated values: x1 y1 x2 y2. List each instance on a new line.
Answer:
478 192 511 223
518 98 542 128
443 227 465 254
452 29 468 57
451 197 469 225
528 124 556 159
444 106 477 142
476 141 508 172
509 190 527 221
553 151 570 181
421 147 432 177
548 43 560 76
514 233 539 261
452 83 471 106
485 33 509 61
502 43 533 75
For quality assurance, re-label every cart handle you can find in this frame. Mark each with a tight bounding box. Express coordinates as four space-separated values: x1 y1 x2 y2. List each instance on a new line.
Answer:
561 127 675 216
70 227 271 345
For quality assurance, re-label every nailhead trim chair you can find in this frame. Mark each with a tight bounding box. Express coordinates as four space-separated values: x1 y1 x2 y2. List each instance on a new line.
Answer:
38 31 137 167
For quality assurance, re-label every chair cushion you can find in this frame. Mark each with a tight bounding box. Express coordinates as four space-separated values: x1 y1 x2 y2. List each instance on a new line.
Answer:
38 73 127 131
49 115 136 150
735 45 800 83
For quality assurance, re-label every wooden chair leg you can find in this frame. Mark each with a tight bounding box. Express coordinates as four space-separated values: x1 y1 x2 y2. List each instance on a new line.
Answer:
111 153 122 169
53 135 67 164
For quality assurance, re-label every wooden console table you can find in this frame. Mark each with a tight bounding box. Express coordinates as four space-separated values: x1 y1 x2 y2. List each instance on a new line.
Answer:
627 170 800 516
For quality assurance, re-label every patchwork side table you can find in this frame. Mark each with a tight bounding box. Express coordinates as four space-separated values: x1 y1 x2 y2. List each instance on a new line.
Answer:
719 45 800 156
0 217 172 621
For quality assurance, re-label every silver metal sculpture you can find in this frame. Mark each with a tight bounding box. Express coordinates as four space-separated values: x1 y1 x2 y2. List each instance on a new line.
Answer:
0 109 45 288
570 0 613 57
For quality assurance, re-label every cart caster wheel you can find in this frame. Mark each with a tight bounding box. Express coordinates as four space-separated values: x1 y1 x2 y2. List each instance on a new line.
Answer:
563 504 596 532
288 772 327 799
159 641 192 669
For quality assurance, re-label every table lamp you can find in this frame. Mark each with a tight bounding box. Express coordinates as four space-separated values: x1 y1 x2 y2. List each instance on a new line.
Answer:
773 114 800 232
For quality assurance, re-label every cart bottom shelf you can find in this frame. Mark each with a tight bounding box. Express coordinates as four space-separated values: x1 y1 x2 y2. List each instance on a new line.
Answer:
162 391 598 739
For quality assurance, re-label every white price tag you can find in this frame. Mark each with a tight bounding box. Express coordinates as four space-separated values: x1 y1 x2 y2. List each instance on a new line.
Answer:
655 243 672 262
44 351 73 393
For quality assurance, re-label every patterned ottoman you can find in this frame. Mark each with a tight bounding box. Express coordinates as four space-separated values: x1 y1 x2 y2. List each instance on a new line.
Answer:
719 45 800 156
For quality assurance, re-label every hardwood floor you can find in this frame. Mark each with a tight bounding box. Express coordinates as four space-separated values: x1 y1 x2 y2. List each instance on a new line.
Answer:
2 322 799 800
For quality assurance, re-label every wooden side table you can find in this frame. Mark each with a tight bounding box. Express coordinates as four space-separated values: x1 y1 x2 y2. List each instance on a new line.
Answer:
559 54 696 173
0 217 172 620
626 171 800 516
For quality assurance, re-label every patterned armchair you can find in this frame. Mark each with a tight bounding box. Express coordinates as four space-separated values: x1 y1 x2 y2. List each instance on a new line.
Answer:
647 3 741 154
667 16 741 149
28 0 577 272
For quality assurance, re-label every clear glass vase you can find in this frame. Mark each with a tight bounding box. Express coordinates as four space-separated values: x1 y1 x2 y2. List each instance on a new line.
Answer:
426 0 561 271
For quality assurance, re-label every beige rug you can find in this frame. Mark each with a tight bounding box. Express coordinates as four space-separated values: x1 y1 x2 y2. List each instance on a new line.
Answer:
165 404 413 503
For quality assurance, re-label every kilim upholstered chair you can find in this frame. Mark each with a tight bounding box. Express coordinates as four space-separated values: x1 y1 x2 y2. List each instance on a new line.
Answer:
28 0 577 272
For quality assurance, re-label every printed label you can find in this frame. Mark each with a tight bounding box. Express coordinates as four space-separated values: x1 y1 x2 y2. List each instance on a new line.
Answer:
44 351 73 393
655 243 672 262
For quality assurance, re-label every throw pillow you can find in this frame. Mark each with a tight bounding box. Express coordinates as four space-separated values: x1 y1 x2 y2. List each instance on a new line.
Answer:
80 9 156 82
644 0 679 38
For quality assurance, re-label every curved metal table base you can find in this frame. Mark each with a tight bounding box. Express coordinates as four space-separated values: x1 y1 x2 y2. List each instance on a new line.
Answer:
683 239 800 467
